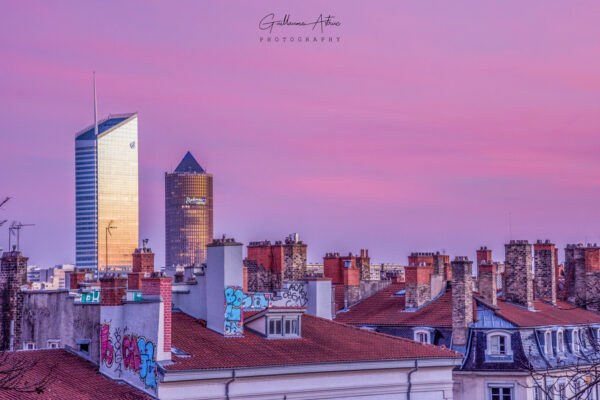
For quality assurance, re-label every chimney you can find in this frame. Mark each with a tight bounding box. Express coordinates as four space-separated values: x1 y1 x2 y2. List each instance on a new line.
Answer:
100 275 127 306
404 263 433 309
206 237 244 336
476 247 492 265
534 240 556 305
504 240 534 309
68 270 86 289
129 247 155 290
478 262 497 306
451 256 473 348
132 246 155 274
142 272 172 356
0 250 28 351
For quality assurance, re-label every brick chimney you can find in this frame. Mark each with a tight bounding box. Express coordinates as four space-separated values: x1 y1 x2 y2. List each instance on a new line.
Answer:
478 262 497 306
142 272 172 354
405 263 433 309
132 246 155 274
451 256 473 348
68 270 86 290
504 240 534 309
534 240 556 305
0 250 28 350
129 246 155 290
100 275 127 306
476 247 492 265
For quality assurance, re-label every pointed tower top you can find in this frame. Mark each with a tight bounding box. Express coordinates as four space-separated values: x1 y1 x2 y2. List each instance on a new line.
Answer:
174 152 205 173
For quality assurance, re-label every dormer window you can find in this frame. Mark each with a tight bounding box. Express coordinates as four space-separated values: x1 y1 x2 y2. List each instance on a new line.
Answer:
413 328 432 344
486 330 513 362
544 330 553 356
557 329 565 354
245 308 304 339
572 329 580 353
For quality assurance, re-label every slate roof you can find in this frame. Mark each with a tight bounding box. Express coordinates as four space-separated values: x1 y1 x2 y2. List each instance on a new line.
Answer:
0 349 150 399
334 283 454 327
174 152 205 174
165 311 462 371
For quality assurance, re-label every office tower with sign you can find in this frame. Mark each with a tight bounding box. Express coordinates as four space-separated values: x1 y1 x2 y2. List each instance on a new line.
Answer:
75 79 139 273
165 152 213 267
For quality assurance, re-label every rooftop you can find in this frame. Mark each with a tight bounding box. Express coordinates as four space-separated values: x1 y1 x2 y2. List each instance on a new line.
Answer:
173 151 205 174
493 298 600 327
165 310 461 371
0 349 150 399
334 282 600 329
75 113 136 141
334 283 454 327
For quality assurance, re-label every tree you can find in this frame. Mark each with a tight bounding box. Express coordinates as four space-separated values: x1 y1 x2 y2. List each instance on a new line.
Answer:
527 325 600 400
0 351 54 394
0 196 9 227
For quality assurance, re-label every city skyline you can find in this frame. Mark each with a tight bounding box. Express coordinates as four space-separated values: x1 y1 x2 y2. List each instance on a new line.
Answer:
2 1 600 267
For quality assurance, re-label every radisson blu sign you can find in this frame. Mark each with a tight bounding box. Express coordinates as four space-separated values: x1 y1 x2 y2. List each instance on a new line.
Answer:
185 197 206 205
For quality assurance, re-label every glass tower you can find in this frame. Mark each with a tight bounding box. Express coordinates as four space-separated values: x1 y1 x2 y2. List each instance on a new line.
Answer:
75 113 139 274
165 152 213 267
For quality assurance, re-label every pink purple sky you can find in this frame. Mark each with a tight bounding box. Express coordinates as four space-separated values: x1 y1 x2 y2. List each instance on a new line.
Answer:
1 1 600 267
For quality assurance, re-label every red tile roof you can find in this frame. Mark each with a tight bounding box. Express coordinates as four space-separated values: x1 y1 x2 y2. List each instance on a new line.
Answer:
333 282 600 329
167 311 461 371
494 299 600 327
0 349 150 400
334 283 454 327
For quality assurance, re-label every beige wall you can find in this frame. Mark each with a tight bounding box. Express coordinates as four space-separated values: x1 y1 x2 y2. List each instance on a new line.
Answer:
160 364 456 400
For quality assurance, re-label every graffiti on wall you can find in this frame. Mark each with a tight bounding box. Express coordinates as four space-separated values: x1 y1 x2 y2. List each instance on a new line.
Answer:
273 282 309 307
100 321 157 390
241 292 271 309
224 286 244 336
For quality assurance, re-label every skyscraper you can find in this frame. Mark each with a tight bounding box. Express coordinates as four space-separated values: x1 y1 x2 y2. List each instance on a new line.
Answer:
75 78 139 273
165 152 213 267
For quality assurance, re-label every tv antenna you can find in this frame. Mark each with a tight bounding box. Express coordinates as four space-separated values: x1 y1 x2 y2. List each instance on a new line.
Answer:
105 220 117 272
8 221 35 251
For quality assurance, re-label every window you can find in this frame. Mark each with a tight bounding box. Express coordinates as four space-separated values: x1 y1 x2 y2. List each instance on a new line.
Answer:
572 329 580 353
24 342 35 350
489 385 512 400
285 319 298 335
557 383 566 400
486 331 513 362
47 340 60 349
557 329 565 354
268 319 282 335
413 329 431 344
545 330 553 355
491 335 507 355
268 316 300 338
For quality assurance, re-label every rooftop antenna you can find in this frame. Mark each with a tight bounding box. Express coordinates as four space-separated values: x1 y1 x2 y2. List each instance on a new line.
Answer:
8 221 35 251
105 220 117 273
93 71 98 136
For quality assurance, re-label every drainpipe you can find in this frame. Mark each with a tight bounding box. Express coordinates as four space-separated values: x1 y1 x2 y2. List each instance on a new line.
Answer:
407 360 419 400
225 369 236 400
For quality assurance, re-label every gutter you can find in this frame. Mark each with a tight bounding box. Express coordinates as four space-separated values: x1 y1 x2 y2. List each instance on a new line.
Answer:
407 360 418 400
161 357 462 382
225 369 236 400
